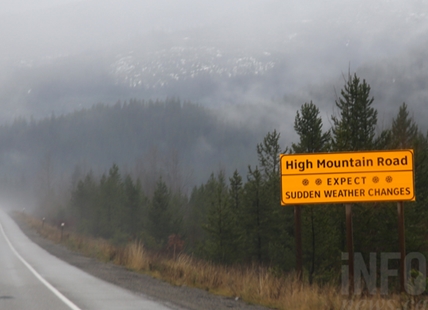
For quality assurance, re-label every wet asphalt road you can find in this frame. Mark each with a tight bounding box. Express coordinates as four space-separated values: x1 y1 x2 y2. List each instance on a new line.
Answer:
0 208 177 310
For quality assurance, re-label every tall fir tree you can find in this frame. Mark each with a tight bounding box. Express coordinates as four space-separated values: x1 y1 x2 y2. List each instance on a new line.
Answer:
292 102 330 154
257 129 283 179
98 164 125 239
185 184 209 254
390 102 418 149
228 170 245 261
331 73 378 151
330 74 395 281
70 171 99 235
148 178 173 246
123 175 146 239
390 104 428 254
292 102 335 283
203 171 236 263
255 130 293 267
242 166 266 263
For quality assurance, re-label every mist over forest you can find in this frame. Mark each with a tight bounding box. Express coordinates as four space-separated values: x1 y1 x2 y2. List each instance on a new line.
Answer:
2 2 428 295
0 0 427 208
1 1 428 200
0 98 268 197
1 0 428 126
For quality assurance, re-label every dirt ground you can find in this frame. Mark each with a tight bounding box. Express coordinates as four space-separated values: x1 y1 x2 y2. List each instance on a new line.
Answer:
12 213 270 310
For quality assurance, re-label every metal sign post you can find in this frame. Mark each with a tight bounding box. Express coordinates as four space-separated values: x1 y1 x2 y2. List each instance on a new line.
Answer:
294 205 303 280
345 204 354 294
397 201 406 292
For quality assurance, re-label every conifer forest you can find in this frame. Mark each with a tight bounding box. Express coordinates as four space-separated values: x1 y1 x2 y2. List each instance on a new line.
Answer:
2 73 428 286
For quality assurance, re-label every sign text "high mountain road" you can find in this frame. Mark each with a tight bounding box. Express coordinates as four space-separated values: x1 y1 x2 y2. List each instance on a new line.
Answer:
280 150 415 205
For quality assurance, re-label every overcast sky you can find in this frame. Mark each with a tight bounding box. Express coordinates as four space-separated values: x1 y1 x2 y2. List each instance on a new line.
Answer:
1 0 428 129
3 0 426 60
0 0 427 54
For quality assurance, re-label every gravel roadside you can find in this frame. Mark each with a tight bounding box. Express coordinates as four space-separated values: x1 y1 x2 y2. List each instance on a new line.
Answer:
11 213 271 310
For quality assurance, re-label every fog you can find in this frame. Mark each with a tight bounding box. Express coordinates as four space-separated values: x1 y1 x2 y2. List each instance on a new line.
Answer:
1 0 428 150
2 3 427 297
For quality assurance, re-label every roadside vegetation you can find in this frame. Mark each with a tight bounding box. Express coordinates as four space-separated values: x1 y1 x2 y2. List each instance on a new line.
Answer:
14 72 428 309
18 211 419 310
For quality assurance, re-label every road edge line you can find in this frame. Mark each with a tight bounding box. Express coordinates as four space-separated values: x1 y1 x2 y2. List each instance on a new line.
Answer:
0 216 82 310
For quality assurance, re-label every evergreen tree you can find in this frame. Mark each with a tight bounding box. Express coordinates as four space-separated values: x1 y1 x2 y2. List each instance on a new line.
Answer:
148 178 173 246
203 171 236 263
292 102 330 154
331 73 378 151
242 166 266 263
256 130 293 269
390 102 418 149
123 176 145 239
228 170 244 261
257 130 283 179
412 133 428 250
373 129 392 150
389 104 428 254
330 74 393 283
292 102 333 283
98 164 125 240
413 132 428 204
256 130 293 268
185 184 209 254
70 171 99 235
167 191 185 241
229 170 243 212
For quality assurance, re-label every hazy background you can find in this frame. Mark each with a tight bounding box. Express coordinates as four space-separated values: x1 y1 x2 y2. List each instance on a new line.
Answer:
2 0 428 123
1 0 428 202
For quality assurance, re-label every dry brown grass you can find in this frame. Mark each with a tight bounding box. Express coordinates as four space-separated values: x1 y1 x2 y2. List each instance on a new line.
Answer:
19 212 426 310
116 241 150 271
157 255 346 309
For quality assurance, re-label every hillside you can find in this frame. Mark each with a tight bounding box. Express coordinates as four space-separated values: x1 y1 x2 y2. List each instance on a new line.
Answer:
0 99 268 200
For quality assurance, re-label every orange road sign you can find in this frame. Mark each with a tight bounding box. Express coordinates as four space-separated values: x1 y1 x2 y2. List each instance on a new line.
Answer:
280 150 415 205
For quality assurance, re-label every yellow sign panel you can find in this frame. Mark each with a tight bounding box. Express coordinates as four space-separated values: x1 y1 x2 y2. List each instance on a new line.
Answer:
280 150 415 205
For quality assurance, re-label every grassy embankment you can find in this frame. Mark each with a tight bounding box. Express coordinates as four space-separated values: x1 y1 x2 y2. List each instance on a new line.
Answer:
18 212 424 310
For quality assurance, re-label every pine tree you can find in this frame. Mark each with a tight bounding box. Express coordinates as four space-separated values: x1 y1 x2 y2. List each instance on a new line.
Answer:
185 184 209 254
255 130 292 267
257 130 283 179
292 102 330 154
391 102 418 149
413 132 428 244
229 170 243 212
330 74 388 283
389 105 428 253
203 171 236 263
98 164 125 240
70 171 99 235
228 170 244 261
331 73 378 151
413 132 428 204
123 175 145 239
148 178 173 246
292 101 333 283
242 166 266 263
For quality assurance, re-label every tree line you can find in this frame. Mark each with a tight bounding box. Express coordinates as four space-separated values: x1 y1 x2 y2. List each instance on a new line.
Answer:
46 73 428 285
0 97 267 210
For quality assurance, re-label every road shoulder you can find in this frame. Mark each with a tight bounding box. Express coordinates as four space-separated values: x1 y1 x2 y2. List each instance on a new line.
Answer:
11 213 269 310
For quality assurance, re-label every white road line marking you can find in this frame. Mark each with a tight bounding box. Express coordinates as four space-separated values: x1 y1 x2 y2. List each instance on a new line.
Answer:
0 219 82 310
